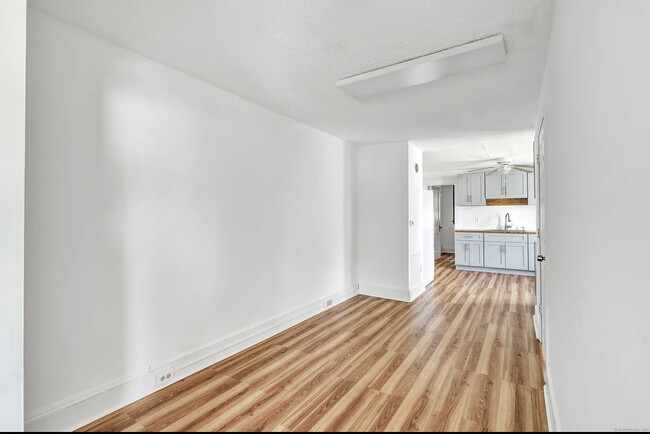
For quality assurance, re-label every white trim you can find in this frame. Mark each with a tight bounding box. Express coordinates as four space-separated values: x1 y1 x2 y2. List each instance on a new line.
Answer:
409 281 426 301
455 265 535 277
358 282 410 302
24 284 359 432
544 368 561 432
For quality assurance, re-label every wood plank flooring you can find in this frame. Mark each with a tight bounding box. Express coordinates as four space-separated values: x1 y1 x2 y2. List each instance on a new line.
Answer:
78 254 547 432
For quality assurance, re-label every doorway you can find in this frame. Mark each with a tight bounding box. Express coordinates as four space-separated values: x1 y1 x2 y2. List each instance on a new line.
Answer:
430 187 442 260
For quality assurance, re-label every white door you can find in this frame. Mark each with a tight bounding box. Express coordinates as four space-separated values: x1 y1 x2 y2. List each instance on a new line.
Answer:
456 174 471 206
506 171 528 198
432 188 442 259
505 243 528 270
535 116 547 348
422 190 435 285
484 242 506 268
485 174 505 199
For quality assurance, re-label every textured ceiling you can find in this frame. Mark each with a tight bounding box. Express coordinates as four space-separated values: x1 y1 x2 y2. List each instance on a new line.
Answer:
413 130 535 184
28 0 554 146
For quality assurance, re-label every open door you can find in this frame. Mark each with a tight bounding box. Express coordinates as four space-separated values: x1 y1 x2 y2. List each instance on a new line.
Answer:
422 189 435 286
534 116 547 350
432 188 442 260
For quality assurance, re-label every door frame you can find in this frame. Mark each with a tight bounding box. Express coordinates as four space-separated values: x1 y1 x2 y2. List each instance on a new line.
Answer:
431 186 442 260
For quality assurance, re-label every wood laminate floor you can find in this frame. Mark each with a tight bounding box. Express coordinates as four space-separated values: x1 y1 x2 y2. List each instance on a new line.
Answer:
79 254 547 432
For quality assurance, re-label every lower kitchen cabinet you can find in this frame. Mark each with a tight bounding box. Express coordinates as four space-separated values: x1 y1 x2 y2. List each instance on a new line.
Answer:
528 236 536 271
505 242 528 270
484 242 506 268
455 241 483 267
456 231 535 275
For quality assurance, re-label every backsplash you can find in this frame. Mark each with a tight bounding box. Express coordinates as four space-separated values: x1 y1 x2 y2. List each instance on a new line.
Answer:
456 205 536 231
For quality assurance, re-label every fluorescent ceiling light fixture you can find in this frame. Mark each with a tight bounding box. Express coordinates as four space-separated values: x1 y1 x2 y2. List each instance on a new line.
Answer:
336 34 506 98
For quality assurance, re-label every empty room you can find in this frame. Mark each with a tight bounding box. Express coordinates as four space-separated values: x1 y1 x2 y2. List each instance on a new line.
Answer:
2 0 650 432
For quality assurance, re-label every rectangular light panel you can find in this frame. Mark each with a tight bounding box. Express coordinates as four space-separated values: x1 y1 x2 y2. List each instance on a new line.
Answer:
336 34 506 98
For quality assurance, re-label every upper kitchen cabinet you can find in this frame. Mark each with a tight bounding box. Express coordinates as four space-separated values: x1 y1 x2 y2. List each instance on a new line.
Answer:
485 171 528 199
505 171 527 198
527 171 536 205
456 173 486 206
485 173 505 199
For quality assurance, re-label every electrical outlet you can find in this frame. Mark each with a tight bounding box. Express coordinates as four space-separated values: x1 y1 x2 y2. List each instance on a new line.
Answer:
323 299 333 308
154 367 175 386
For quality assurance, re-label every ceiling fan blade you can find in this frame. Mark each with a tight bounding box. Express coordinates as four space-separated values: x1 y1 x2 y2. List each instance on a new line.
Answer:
466 166 494 173
485 168 498 176
512 165 534 173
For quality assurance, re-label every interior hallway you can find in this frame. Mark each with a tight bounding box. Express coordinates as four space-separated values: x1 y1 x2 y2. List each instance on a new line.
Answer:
78 254 546 432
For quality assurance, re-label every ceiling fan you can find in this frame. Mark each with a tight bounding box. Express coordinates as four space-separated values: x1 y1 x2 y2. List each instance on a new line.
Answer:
466 159 533 175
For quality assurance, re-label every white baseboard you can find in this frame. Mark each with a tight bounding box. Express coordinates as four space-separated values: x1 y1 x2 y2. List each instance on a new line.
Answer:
455 265 535 277
359 282 410 302
24 284 360 432
544 368 560 432
441 247 455 254
409 281 426 301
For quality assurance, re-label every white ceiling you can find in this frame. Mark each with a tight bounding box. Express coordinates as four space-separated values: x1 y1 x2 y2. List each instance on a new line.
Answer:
413 130 535 185
28 0 554 147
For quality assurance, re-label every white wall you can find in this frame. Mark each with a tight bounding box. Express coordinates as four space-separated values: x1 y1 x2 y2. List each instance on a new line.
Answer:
355 142 409 301
0 0 25 430
540 1 650 430
25 11 356 429
407 143 424 299
440 185 455 252
456 205 536 232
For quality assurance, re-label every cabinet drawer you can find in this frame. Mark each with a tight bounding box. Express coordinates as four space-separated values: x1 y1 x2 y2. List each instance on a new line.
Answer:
455 232 484 241
484 233 527 243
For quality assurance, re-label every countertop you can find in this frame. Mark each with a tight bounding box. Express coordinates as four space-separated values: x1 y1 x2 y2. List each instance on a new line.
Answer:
455 229 537 235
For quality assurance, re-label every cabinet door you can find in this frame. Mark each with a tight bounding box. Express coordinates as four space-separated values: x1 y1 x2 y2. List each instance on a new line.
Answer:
528 241 536 271
527 172 536 205
506 171 527 198
484 242 506 268
470 173 486 205
505 243 528 270
455 241 469 265
456 174 471 206
469 241 484 267
485 174 505 199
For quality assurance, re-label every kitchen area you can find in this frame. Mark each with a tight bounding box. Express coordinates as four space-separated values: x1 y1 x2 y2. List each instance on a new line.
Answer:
454 167 537 276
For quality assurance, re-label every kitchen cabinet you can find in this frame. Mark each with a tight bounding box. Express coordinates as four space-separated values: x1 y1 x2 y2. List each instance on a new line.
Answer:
506 172 527 198
528 235 536 271
505 242 528 270
456 173 485 206
455 232 484 267
527 172 536 205
485 174 505 199
484 233 528 270
455 231 536 274
485 172 528 199
484 242 506 268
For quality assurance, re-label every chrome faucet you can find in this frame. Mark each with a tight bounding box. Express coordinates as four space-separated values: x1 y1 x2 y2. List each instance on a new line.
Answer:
505 213 513 230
